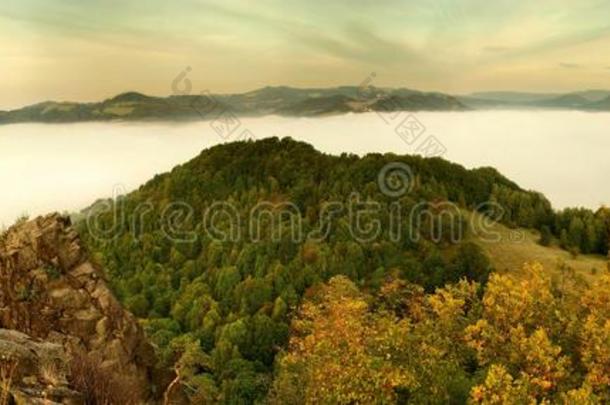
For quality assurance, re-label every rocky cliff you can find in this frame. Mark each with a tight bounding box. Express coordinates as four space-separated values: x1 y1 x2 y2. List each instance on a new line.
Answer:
0 214 159 404
0 328 82 404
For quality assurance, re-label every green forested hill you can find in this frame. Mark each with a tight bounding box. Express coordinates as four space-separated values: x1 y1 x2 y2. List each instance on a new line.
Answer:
77 138 609 403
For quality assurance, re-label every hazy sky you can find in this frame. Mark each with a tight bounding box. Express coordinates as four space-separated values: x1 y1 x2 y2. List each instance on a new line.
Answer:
2 0 610 109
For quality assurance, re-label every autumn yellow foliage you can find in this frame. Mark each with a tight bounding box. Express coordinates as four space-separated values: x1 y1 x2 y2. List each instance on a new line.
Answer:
272 276 415 403
272 263 610 404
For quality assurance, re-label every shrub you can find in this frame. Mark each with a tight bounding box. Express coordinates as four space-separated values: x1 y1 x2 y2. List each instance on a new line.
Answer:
68 351 141 405
0 356 17 405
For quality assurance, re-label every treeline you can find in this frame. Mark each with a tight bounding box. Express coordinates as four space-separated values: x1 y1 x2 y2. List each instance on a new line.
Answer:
552 207 610 255
491 184 610 256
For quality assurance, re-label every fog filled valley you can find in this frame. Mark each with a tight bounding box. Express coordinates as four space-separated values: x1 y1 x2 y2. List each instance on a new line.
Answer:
2 110 610 227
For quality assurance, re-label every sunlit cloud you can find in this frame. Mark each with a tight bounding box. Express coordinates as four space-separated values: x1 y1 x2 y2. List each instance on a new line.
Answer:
559 62 582 69
1 0 610 109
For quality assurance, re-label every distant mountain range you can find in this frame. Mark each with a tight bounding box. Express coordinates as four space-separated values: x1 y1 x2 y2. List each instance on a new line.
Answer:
457 89 610 110
2 86 610 124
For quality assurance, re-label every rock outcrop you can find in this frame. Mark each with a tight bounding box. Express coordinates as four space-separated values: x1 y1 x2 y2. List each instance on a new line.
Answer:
0 328 82 404
0 214 158 403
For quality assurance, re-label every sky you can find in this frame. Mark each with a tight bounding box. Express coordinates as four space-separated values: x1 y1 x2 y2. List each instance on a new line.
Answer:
1 0 610 109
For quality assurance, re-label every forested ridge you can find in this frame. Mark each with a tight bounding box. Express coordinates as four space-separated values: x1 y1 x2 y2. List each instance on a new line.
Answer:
78 137 610 403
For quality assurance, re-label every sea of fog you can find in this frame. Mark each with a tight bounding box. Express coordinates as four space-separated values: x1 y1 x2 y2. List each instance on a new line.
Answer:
1 111 609 227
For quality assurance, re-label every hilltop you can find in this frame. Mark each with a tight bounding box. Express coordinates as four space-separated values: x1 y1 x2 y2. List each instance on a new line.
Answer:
74 137 609 402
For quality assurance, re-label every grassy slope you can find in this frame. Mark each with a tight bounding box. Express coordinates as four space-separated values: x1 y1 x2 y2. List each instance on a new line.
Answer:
466 211 607 280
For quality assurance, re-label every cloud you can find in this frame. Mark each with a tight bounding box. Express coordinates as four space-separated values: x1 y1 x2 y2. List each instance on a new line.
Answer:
293 24 423 66
4 0 610 101
483 46 511 53
486 24 610 64
559 62 582 69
